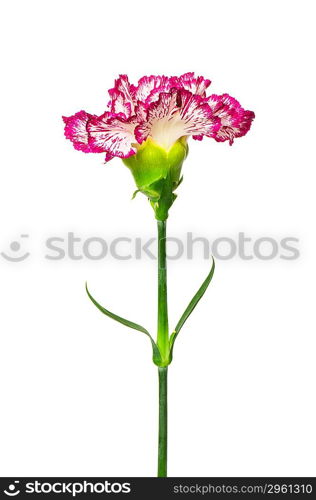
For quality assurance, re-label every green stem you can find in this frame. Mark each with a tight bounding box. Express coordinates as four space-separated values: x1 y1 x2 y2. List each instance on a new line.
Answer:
158 366 168 477
157 220 168 477
157 220 169 362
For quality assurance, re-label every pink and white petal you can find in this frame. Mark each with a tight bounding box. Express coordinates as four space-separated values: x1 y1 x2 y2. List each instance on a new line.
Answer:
134 90 179 144
178 90 220 138
195 75 212 96
144 85 173 105
208 94 255 144
134 101 148 122
108 88 132 117
136 89 220 149
132 75 172 104
108 75 135 117
134 123 150 144
172 72 212 96
87 112 136 158
207 93 241 122
105 151 115 162
236 110 255 137
63 111 96 153
214 110 255 145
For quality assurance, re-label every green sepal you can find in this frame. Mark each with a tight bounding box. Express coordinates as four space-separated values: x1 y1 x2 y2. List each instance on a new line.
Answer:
149 171 178 220
123 137 188 220
169 257 215 361
85 283 162 365
131 189 140 200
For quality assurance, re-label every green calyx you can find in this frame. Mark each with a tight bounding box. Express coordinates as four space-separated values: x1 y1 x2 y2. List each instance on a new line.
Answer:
122 137 188 220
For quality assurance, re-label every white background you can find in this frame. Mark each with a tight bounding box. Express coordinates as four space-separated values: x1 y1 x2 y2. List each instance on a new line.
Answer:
1 0 315 477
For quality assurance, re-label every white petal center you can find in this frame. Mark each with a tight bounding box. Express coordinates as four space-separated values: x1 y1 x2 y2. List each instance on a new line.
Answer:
150 112 186 150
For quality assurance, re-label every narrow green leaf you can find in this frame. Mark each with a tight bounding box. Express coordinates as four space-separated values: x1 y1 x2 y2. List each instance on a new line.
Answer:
169 258 215 357
131 189 140 200
85 283 161 364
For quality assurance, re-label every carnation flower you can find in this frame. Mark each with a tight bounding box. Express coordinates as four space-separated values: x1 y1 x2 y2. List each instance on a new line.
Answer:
63 72 254 159
63 73 254 219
